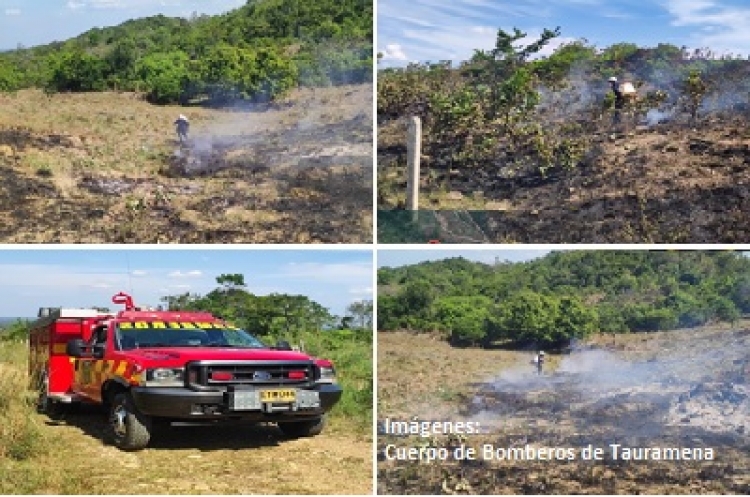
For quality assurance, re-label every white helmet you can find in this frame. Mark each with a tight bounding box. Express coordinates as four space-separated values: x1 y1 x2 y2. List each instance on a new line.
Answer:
178 114 189 122
539 351 545 356
608 77 618 83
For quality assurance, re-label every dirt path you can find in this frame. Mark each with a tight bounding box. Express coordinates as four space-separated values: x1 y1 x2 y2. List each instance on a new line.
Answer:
7 406 371 495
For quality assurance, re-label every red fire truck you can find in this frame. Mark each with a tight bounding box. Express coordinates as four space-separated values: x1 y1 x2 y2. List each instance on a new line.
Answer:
29 292 342 450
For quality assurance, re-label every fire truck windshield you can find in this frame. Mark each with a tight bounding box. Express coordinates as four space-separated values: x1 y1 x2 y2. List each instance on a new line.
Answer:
115 321 267 350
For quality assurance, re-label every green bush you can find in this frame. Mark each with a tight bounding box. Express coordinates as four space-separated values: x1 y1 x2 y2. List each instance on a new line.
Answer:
294 330 372 433
433 296 493 345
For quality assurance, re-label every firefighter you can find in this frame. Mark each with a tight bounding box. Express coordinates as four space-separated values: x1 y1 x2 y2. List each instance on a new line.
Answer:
536 351 545 375
174 114 190 144
609 77 625 125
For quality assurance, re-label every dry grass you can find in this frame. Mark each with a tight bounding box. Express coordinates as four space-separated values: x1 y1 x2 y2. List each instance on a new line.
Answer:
378 331 527 419
0 85 373 243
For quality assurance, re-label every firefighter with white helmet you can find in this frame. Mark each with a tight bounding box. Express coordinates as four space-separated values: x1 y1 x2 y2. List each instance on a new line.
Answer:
536 350 544 374
535 350 545 375
174 114 190 144
608 77 625 125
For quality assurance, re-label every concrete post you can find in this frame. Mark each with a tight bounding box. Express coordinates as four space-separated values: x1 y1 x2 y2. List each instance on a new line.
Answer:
406 116 421 214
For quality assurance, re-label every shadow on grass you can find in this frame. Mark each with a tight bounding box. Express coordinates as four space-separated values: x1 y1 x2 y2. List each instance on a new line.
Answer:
45 403 297 451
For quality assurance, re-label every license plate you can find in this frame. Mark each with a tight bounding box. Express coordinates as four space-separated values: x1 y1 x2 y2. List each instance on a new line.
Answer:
260 389 296 403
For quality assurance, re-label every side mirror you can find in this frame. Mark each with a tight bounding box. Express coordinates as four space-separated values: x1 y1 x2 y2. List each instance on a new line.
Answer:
66 339 86 358
275 340 292 351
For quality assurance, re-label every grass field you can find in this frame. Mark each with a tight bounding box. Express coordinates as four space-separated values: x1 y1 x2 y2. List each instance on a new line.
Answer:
0 84 372 243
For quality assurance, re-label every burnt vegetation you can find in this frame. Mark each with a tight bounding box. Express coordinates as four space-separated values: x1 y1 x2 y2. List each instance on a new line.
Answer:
378 28 750 243
378 252 750 494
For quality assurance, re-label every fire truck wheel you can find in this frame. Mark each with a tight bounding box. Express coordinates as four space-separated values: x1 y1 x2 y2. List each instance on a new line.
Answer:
277 416 326 438
107 392 152 451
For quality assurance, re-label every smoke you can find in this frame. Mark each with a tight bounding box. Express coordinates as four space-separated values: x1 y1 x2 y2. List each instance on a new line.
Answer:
645 108 675 126
535 56 750 127
170 83 372 177
468 329 750 443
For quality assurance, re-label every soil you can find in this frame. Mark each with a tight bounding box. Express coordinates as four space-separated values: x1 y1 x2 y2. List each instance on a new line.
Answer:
378 113 750 243
0 85 372 243
6 403 372 495
377 326 750 494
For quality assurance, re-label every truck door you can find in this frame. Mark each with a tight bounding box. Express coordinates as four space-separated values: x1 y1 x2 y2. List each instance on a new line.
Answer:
76 324 108 402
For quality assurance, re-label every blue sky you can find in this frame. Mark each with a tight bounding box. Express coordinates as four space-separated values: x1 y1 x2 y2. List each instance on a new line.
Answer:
0 0 246 50
0 249 373 318
377 249 554 268
378 0 750 67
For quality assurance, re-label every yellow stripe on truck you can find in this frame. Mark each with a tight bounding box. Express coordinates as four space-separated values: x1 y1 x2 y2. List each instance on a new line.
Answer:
52 343 67 354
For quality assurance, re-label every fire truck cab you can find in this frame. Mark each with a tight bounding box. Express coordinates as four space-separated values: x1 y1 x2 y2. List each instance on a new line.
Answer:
29 292 343 451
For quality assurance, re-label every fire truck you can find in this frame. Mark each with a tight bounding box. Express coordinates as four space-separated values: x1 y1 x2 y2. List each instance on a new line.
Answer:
29 292 342 451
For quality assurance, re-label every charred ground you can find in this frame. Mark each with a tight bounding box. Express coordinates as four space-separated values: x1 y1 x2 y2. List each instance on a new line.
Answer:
378 328 750 494
377 36 750 243
0 84 372 243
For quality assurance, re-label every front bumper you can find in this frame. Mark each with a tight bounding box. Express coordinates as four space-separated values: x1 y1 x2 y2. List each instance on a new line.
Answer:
130 383 342 420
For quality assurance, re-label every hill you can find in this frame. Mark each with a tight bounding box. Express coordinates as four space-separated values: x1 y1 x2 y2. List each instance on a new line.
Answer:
0 0 372 102
378 251 750 346
377 29 750 243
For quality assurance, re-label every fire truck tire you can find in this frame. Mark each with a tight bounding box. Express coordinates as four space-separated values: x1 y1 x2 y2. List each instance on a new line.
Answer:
277 416 326 438
107 392 152 451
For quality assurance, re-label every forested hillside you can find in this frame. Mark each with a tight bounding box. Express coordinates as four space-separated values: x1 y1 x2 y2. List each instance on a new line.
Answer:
0 0 372 103
378 251 750 347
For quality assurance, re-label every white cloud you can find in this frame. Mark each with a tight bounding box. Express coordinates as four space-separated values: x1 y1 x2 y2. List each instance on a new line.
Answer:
88 282 113 289
664 0 750 56
90 0 125 9
131 270 148 276
168 270 203 278
4 8 21 15
66 1 86 10
349 287 374 296
282 262 372 282
379 43 408 61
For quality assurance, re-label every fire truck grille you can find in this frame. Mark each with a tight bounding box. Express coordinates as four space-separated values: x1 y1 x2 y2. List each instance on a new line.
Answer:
185 360 317 389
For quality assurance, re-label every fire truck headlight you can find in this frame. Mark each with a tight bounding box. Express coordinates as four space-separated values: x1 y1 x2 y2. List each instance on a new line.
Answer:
144 368 184 387
318 366 336 384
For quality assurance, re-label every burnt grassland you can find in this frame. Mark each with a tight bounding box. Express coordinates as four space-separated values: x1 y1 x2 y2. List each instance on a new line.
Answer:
378 36 750 243
0 84 372 243
377 328 750 494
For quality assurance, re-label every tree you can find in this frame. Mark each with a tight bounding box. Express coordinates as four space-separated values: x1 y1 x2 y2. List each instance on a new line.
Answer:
46 49 107 92
160 292 201 311
0 319 30 341
216 273 246 291
434 296 492 346
136 50 190 104
105 38 139 89
346 300 373 329
488 291 559 345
